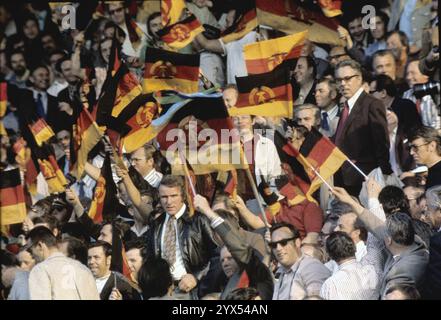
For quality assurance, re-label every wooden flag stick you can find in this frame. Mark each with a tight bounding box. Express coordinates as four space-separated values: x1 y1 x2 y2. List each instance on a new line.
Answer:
308 164 334 192
239 147 271 230
345 159 368 180
178 148 197 198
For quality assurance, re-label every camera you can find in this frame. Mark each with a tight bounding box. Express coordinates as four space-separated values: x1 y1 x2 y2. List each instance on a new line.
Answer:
413 81 440 99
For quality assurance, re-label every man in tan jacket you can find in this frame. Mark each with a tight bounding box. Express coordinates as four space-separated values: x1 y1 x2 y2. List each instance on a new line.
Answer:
27 226 99 300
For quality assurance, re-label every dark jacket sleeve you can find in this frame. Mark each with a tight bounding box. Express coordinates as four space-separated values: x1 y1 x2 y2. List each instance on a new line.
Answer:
77 211 102 240
368 97 393 175
214 221 274 300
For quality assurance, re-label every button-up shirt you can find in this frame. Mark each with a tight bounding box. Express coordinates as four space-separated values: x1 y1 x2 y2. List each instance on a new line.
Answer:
320 259 379 300
31 89 48 115
144 169 163 188
347 87 365 114
161 204 187 281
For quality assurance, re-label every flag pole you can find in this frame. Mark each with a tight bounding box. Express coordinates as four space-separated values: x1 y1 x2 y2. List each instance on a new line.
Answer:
239 146 271 230
345 159 368 180
178 148 197 198
307 164 335 192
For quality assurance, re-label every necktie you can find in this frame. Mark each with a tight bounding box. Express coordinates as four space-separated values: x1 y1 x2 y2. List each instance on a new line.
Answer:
321 112 330 131
163 216 176 266
36 93 45 119
334 102 349 144
78 180 86 199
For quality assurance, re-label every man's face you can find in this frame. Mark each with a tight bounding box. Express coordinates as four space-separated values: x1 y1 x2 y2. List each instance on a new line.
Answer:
271 227 299 268
335 66 362 99
220 246 239 278
10 53 26 76
149 15 162 39
406 61 429 87
403 186 425 218
370 15 386 40
23 19 39 40
30 242 45 263
159 185 185 216
223 88 238 109
60 60 77 84
130 147 153 177
386 33 405 61
425 207 441 230
49 53 64 74
56 130 70 150
17 250 35 271
233 115 253 136
329 47 349 68
348 18 365 42
293 57 312 85
315 82 335 109
295 108 316 131
108 3 126 25
41 35 56 53
100 39 113 64
373 54 397 80
334 213 359 244
126 248 143 280
87 246 111 278
98 224 113 244
409 138 433 165
31 67 50 91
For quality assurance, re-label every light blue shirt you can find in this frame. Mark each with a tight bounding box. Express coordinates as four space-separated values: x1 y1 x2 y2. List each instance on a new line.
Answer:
399 0 417 44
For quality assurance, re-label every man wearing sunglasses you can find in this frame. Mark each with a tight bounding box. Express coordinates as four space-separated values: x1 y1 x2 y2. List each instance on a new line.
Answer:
270 222 330 300
408 126 441 190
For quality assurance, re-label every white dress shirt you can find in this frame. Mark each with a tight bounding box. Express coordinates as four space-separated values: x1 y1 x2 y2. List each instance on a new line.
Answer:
95 273 111 295
161 204 187 281
320 104 340 137
347 87 365 114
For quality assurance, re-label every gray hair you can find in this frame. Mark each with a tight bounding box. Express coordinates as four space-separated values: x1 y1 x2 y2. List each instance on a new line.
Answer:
294 103 321 128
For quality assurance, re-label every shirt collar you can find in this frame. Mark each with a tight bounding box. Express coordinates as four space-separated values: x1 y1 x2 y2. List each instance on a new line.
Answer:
31 88 47 99
130 224 149 237
337 258 357 270
167 203 187 221
347 87 364 111
322 104 339 118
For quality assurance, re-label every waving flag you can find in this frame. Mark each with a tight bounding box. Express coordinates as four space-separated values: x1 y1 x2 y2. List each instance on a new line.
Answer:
221 0 258 43
143 47 200 94
243 31 307 74
232 66 293 117
158 14 204 50
0 168 26 225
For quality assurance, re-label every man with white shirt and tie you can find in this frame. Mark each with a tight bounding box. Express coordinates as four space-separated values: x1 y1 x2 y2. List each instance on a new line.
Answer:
333 59 392 196
22 64 68 132
145 175 219 299
315 78 340 138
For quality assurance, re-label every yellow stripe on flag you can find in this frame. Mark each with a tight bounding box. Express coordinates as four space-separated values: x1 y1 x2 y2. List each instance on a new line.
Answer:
1 203 27 225
143 77 198 94
111 85 142 117
244 31 308 60
228 100 293 118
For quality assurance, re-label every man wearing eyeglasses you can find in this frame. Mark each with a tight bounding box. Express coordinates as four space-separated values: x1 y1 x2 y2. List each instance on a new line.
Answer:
106 2 147 59
408 126 441 190
270 222 330 300
333 59 393 196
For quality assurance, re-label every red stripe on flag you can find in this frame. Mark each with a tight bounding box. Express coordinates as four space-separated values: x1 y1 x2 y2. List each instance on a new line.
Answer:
0 186 25 207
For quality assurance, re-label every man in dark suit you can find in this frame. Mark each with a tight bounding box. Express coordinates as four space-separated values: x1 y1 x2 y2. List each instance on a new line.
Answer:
370 74 421 138
333 60 393 196
145 175 220 299
22 64 70 133
422 185 441 299
87 241 141 300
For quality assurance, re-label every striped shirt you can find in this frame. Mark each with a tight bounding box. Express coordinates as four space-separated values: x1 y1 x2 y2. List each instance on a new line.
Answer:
320 259 380 300
144 169 163 188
